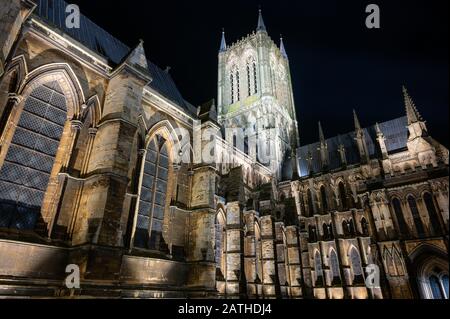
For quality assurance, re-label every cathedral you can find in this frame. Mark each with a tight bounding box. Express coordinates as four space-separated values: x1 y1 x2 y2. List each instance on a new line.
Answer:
0 0 448 299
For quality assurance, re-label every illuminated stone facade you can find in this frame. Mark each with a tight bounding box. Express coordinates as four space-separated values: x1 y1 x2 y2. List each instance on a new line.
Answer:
0 0 448 299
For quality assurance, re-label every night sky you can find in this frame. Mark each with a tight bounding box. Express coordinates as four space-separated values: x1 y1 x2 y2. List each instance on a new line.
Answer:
69 0 448 146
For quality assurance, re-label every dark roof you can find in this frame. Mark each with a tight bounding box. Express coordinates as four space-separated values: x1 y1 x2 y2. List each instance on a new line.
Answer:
34 0 196 115
297 116 408 177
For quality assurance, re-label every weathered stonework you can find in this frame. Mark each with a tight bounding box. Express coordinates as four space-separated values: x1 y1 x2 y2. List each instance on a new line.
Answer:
0 0 448 299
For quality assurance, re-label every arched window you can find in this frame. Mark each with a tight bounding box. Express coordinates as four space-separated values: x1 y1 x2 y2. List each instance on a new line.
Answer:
0 80 67 230
134 135 170 251
230 73 235 104
423 193 441 235
253 61 258 94
338 182 348 211
322 223 329 240
442 275 449 299
330 249 341 284
361 217 369 236
322 223 333 241
215 211 226 280
350 247 364 283
430 275 444 299
246 57 257 97
342 220 350 237
407 195 425 237
230 65 240 104
320 185 328 213
247 62 252 97
349 219 356 236
392 198 409 237
308 225 317 242
307 189 314 217
314 250 323 286
235 70 240 102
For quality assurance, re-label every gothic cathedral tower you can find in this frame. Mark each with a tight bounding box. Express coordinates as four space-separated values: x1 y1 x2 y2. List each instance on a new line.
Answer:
217 10 300 180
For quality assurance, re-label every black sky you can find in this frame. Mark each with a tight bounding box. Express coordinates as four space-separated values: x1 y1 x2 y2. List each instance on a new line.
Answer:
70 0 449 146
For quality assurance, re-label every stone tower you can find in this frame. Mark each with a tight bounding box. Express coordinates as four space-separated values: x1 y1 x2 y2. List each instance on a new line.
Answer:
217 10 299 180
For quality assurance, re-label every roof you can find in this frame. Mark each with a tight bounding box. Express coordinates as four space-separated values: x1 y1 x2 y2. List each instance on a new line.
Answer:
297 116 409 177
34 0 196 115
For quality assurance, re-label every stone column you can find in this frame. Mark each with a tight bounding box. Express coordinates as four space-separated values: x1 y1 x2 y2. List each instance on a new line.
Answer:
285 226 303 298
80 127 98 176
275 222 288 298
260 215 278 298
224 201 245 298
44 119 82 237
73 60 150 247
129 148 147 250
243 210 257 298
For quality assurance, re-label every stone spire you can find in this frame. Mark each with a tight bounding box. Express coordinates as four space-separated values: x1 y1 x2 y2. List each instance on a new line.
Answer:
318 122 329 169
353 109 362 132
219 28 227 52
403 86 423 125
280 35 288 59
375 122 388 159
318 121 325 143
403 86 428 143
257 8 267 32
337 134 347 167
353 109 370 164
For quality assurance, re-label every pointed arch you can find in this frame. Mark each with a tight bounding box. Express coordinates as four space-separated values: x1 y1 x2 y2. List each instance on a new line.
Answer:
360 217 370 236
0 70 80 230
407 195 425 237
314 249 324 286
19 63 87 118
215 207 227 280
391 197 409 237
145 120 181 160
131 121 181 252
349 246 364 284
4 55 28 94
83 94 102 127
422 192 441 235
329 248 341 283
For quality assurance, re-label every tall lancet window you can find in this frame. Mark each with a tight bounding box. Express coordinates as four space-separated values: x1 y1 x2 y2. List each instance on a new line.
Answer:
0 81 67 230
314 250 324 286
247 62 252 97
407 195 425 237
350 247 364 283
135 135 170 251
236 70 240 102
330 249 341 283
230 73 235 104
253 61 258 94
246 57 258 97
230 65 240 103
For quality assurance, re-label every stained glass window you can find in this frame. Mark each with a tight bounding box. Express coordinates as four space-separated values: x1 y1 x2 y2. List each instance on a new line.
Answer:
408 195 425 237
0 81 67 230
134 135 169 250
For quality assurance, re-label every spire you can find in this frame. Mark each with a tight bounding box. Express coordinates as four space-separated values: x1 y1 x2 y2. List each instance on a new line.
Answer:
126 39 149 70
318 121 325 143
318 121 329 170
219 28 227 52
353 109 362 131
375 122 383 136
375 122 388 159
403 86 423 125
280 35 288 59
257 8 267 32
